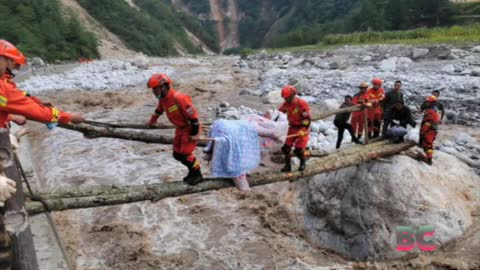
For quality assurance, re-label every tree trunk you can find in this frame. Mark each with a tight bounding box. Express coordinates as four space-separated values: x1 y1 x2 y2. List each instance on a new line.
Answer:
0 129 39 270
59 123 207 146
84 120 212 130
26 141 416 215
312 105 362 121
60 106 363 145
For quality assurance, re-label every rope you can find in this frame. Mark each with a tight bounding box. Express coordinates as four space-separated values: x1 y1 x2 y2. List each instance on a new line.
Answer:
14 154 73 270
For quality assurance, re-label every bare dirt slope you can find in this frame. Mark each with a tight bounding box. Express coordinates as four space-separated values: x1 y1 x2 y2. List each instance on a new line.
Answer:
59 0 137 59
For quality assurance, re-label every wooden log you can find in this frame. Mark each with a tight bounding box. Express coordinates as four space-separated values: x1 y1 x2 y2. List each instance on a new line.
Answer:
40 140 392 199
84 120 213 130
0 129 39 270
312 105 362 121
26 141 416 215
58 123 207 146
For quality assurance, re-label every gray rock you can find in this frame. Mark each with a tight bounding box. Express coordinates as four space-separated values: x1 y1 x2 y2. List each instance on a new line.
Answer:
441 64 455 74
412 48 429 59
316 121 330 133
396 57 413 71
430 45 451 60
290 58 305 66
315 60 331 70
362 56 372 62
472 46 480 53
310 123 320 133
379 57 398 72
317 99 341 113
29 57 45 68
304 152 480 260
131 54 149 68
455 133 476 145
262 90 283 104
471 68 480 77
219 102 230 108
239 89 252 96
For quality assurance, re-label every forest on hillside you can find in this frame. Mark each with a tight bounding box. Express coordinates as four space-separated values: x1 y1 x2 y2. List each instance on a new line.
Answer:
0 0 98 61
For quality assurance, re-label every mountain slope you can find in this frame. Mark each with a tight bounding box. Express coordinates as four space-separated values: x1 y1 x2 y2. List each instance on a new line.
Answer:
59 0 136 59
0 0 98 61
74 0 218 56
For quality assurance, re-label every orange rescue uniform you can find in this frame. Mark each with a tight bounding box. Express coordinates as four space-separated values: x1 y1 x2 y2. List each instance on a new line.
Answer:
351 92 368 137
149 88 200 169
365 87 385 133
279 97 311 149
0 81 71 128
420 106 441 160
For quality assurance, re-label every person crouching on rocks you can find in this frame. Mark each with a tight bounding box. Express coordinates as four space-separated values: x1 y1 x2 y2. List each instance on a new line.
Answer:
147 73 203 185
334 95 361 149
278 85 310 172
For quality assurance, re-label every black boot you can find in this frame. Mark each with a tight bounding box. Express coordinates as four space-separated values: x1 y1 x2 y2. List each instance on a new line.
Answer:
281 156 292 172
294 148 306 172
183 168 193 182
185 169 203 185
426 158 433 166
299 159 306 172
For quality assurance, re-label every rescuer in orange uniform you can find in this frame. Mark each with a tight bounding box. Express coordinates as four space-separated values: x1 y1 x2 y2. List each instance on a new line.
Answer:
419 95 441 165
365 77 385 138
147 73 203 185
0 40 46 105
351 82 369 140
278 85 311 172
0 40 51 127
0 40 84 129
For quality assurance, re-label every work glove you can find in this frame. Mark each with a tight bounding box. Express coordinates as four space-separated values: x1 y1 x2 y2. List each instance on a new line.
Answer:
0 175 17 206
46 122 57 130
148 114 160 127
298 129 309 137
190 119 200 136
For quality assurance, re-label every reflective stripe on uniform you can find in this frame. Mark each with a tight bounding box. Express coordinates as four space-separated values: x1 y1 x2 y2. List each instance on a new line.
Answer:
168 104 179 113
51 108 60 122
0 95 6 107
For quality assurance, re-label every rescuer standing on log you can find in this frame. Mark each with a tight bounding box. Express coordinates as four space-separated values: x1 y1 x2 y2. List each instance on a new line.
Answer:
366 78 385 138
278 85 311 172
147 73 203 185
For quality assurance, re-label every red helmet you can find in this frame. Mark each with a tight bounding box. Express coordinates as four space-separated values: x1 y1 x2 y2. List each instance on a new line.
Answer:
147 73 172 89
281 85 297 99
0 40 27 65
426 95 437 103
372 78 383 86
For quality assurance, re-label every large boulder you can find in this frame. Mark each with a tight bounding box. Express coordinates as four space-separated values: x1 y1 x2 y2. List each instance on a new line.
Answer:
317 99 341 114
131 54 149 68
396 57 413 71
412 48 429 59
379 57 398 72
263 90 283 104
304 152 480 261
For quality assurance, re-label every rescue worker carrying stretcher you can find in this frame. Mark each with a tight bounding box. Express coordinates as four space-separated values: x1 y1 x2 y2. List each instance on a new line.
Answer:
278 85 311 172
147 73 203 185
